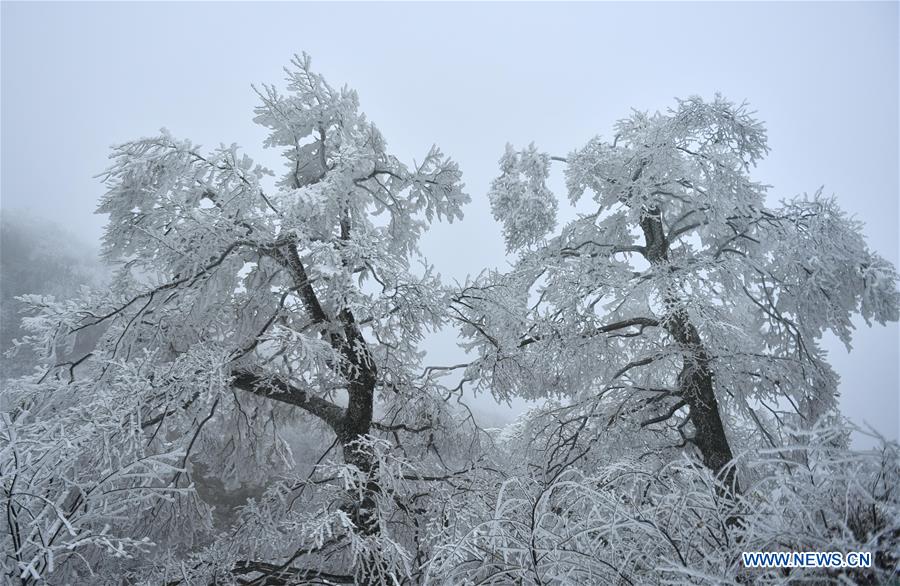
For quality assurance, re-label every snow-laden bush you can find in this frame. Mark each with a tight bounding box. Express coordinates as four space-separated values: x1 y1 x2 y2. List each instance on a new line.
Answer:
427 423 899 585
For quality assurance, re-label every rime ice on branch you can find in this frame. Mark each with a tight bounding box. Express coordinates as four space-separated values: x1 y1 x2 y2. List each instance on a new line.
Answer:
457 95 900 487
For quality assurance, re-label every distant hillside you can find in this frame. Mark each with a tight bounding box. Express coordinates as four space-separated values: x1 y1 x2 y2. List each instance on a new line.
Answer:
0 209 106 378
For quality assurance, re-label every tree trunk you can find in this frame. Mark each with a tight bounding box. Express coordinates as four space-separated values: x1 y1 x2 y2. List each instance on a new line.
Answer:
339 374 380 537
278 244 384 579
331 318 382 586
279 245 383 519
639 208 738 492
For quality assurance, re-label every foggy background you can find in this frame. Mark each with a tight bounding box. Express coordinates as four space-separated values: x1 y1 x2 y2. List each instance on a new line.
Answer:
2 1 897 442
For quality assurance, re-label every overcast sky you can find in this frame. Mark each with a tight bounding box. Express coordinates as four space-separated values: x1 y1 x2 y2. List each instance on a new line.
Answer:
2 1 898 442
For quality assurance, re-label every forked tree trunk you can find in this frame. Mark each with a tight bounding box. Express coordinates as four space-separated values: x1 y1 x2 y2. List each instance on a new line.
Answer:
275 244 384 578
234 256 384 584
640 208 739 492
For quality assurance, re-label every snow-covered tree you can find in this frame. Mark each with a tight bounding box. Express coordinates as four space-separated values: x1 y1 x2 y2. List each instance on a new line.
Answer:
2 54 477 584
428 423 900 585
437 97 900 583
455 96 900 490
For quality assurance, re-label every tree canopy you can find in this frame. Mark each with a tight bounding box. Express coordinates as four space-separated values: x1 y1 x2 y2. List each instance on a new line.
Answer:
456 96 898 485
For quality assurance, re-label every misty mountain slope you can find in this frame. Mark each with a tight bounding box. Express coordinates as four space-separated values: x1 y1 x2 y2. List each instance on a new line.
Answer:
0 210 107 379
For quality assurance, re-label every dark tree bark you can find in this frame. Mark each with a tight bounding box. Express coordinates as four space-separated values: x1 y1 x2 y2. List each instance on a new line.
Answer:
231 243 383 584
235 242 382 522
334 308 381 537
639 206 738 492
